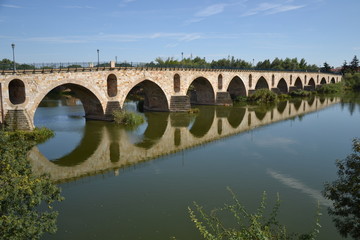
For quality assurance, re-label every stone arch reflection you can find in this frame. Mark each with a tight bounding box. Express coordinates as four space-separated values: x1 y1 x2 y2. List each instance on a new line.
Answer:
135 112 169 149
227 107 246 128
189 106 215 138
277 101 287 114
51 121 105 166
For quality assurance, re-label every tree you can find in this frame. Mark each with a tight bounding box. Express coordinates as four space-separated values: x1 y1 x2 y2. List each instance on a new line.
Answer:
323 138 360 239
350 55 359 72
321 62 332 72
0 130 63 240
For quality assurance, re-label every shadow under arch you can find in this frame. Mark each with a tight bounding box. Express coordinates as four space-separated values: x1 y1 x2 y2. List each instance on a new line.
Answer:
135 112 169 149
187 77 215 105
308 78 316 90
320 77 327 85
294 77 303 90
125 80 169 111
51 121 105 166
227 76 246 99
277 78 288 93
255 76 269 90
39 84 104 119
189 106 215 138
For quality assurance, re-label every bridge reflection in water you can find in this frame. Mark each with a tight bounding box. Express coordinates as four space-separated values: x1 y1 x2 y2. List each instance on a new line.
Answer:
29 97 339 183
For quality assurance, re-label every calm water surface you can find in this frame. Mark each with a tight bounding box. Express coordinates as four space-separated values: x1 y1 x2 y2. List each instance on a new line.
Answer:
32 96 360 240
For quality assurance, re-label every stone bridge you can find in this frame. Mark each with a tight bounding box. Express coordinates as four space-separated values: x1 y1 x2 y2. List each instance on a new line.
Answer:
0 66 341 130
28 97 340 183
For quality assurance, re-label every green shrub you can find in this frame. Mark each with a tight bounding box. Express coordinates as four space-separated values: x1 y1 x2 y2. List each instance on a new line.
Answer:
113 110 144 127
316 82 343 94
323 138 360 239
0 131 63 239
248 89 278 103
189 188 321 240
343 73 360 91
5 127 54 144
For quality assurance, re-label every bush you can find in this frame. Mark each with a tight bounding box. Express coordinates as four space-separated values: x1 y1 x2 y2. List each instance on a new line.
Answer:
113 110 144 127
323 138 360 239
189 188 321 240
343 73 360 91
5 127 54 144
248 89 278 103
0 131 63 239
316 82 343 94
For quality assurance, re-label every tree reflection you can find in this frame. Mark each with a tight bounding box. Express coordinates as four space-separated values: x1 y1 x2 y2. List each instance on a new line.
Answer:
323 138 360 239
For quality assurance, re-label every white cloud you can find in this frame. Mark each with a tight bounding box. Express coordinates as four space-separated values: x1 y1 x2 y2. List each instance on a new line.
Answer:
119 0 136 7
0 4 21 8
22 32 203 44
62 5 94 9
195 4 227 17
242 2 305 16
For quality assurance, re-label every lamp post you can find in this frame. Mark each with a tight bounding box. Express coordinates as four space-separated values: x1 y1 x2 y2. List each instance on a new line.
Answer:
11 43 16 73
97 49 100 66
181 52 183 68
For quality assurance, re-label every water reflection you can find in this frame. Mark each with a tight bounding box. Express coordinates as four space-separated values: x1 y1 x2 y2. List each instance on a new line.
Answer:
29 97 341 183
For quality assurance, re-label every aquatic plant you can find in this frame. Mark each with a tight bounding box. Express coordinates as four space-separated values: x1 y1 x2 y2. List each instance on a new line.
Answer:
248 89 278 103
113 110 144 126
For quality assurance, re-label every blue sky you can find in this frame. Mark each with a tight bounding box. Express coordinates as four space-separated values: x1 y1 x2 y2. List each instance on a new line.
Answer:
0 0 359 67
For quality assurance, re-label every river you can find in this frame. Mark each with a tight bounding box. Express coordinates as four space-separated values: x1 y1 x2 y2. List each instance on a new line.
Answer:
31 95 360 240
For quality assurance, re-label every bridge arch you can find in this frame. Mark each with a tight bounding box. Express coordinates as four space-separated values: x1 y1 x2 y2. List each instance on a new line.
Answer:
330 77 335 84
320 77 327 85
124 79 169 111
294 77 303 89
187 77 215 105
277 78 288 93
9 79 26 105
227 76 247 99
255 76 269 90
31 80 107 123
308 78 316 90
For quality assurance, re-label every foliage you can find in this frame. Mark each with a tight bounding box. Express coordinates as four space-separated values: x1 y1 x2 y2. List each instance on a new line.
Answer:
189 188 321 240
4 127 55 144
66 64 82 68
316 82 343 94
113 110 144 127
341 56 360 74
320 62 332 73
256 57 319 71
289 90 313 97
343 73 360 91
0 130 63 240
323 138 360 239
248 89 278 103
188 108 200 114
